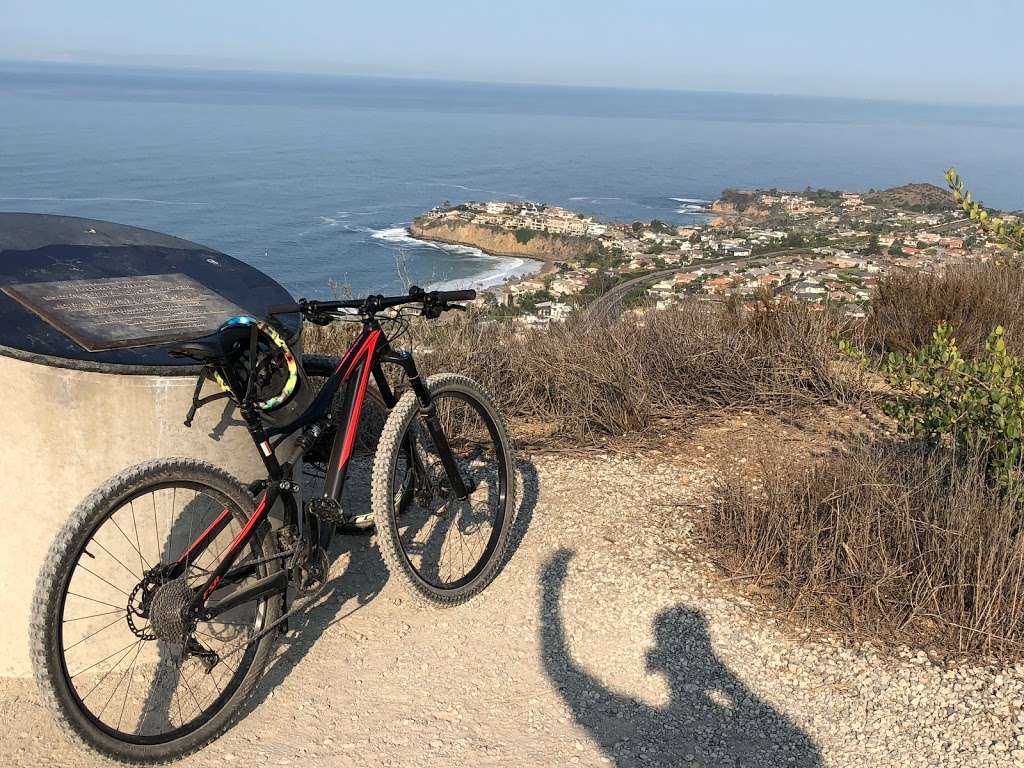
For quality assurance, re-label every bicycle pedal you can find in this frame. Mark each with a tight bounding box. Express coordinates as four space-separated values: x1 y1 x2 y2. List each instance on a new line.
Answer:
344 511 374 527
306 496 345 524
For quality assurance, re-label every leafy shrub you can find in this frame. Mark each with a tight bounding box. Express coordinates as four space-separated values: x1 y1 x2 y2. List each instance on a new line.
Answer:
514 228 536 245
842 323 1024 486
946 168 1024 253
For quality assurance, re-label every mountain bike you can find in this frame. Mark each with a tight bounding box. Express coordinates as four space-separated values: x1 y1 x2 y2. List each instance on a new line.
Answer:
30 286 515 763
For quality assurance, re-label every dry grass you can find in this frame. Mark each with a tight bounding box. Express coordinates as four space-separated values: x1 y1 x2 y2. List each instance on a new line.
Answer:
866 260 1024 356
305 300 864 445
704 441 1024 655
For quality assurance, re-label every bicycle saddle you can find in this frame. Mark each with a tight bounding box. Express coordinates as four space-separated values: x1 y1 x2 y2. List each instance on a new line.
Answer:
168 339 225 362
169 320 257 361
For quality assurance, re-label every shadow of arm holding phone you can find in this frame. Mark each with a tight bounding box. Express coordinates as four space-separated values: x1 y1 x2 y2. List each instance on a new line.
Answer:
539 549 823 768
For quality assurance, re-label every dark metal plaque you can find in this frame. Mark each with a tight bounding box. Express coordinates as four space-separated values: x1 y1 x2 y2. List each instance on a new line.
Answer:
1 273 247 351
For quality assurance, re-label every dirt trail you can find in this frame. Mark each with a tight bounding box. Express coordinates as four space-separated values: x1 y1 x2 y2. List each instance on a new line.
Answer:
2 432 1022 767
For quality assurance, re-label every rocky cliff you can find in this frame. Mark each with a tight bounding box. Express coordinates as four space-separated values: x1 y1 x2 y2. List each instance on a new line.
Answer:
709 198 773 226
409 218 599 264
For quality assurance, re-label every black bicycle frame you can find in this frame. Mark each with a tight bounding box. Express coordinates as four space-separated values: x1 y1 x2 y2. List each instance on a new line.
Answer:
170 316 469 616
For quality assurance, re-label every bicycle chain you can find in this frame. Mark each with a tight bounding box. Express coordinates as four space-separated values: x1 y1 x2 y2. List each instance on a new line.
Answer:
211 573 330 664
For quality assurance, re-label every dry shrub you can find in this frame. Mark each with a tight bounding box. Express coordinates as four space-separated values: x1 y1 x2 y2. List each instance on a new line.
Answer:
866 260 1024 356
704 441 1024 655
306 301 863 444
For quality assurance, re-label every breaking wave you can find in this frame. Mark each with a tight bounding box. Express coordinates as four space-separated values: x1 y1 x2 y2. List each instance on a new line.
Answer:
370 226 542 290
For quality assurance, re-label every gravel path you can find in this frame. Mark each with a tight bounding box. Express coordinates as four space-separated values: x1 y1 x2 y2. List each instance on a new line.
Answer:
2 444 1022 767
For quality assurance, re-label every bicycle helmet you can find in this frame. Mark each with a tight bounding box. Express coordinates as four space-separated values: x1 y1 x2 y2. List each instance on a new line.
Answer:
211 316 299 411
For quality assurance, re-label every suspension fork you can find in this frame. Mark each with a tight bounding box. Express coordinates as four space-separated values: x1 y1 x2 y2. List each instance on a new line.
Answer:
380 349 471 500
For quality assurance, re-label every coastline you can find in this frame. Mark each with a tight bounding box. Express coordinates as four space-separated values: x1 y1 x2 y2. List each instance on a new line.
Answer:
409 218 598 265
374 225 547 291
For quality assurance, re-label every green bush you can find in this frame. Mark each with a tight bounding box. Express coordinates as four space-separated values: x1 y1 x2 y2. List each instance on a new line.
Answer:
946 168 1024 253
842 322 1024 486
514 228 536 245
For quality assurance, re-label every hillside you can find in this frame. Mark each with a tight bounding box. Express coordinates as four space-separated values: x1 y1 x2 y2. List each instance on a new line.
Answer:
862 182 958 212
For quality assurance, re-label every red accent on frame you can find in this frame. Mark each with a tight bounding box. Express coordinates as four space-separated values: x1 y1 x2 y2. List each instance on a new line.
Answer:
201 494 268 600
337 330 381 470
176 507 231 566
331 332 366 376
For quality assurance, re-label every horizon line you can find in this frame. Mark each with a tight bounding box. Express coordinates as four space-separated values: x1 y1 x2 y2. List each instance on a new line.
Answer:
4 56 1024 112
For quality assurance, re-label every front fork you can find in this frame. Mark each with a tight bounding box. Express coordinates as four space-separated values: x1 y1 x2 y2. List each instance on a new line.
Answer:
380 349 471 500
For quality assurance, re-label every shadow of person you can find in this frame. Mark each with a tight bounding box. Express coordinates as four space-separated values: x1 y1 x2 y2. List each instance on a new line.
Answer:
540 550 823 768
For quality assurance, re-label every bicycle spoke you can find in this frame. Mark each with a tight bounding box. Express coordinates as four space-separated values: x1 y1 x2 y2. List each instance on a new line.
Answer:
97 640 144 718
72 637 141 681
63 608 124 624
90 537 141 582
51 477 270 748
77 562 132 598
64 614 129 653
115 641 141 732
108 513 151 573
80 640 141 704
67 591 124 610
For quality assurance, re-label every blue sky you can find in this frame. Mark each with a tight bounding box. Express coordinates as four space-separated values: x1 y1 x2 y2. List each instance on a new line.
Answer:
3 0 1021 105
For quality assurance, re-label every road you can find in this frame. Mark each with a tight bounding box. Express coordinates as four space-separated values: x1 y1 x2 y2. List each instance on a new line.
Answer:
583 248 809 322
1 415 1017 767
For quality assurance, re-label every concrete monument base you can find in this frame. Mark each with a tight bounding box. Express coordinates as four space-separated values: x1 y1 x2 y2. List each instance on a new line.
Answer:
0 355 275 676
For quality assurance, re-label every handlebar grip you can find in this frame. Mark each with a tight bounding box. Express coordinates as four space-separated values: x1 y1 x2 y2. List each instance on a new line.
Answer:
434 289 477 302
267 302 303 316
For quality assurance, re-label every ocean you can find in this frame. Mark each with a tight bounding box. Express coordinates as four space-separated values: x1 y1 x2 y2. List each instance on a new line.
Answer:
2 61 1022 299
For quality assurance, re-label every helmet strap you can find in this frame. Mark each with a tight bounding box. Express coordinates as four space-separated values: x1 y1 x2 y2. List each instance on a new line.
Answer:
183 367 232 428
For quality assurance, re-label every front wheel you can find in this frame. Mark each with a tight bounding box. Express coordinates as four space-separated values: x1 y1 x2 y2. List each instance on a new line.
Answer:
371 374 515 607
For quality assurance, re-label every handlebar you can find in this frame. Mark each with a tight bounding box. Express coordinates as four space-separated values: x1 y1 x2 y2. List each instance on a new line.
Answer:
268 285 477 320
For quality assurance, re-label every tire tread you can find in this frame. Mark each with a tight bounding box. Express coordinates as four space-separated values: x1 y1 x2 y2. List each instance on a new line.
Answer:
370 374 516 608
30 458 279 765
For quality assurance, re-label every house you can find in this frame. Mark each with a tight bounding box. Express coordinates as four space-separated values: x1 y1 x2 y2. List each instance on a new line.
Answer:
795 280 826 294
648 279 676 295
534 300 574 322
549 276 587 296
674 272 701 285
704 276 736 294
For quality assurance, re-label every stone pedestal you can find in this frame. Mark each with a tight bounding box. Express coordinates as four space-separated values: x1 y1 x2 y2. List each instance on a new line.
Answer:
0 213 301 676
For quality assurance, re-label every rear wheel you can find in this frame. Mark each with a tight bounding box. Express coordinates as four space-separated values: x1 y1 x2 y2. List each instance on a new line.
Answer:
371 374 515 607
30 459 282 764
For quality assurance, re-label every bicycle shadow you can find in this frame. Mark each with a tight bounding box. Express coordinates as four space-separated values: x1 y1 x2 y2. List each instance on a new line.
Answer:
540 549 824 768
243 454 540 715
